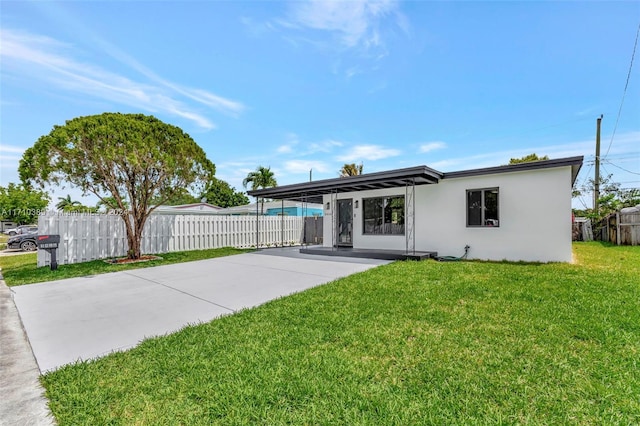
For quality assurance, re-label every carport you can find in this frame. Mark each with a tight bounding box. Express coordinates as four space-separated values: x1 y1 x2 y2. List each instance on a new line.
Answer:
249 166 442 260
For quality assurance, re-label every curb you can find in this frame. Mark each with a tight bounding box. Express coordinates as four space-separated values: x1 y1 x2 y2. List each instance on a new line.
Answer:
0 270 56 426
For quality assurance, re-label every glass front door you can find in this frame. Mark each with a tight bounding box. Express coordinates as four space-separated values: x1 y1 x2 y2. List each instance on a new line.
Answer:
337 199 353 246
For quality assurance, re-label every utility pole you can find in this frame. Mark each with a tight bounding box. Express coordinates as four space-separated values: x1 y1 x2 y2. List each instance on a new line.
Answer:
594 114 603 214
309 169 312 182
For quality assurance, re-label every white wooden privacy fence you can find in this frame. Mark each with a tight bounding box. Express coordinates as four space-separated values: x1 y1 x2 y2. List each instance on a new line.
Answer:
37 211 304 267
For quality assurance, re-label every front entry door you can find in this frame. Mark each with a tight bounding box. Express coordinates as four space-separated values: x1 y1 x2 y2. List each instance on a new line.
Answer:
337 199 353 247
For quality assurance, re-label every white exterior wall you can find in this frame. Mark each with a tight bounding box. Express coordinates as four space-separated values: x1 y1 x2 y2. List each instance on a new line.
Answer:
322 166 574 262
322 186 418 251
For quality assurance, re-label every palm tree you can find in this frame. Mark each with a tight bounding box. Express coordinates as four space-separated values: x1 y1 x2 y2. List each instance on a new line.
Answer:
340 163 363 177
56 194 81 211
243 166 277 215
96 196 130 213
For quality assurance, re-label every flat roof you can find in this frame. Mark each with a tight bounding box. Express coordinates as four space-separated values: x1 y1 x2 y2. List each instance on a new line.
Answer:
248 156 583 203
248 165 442 203
444 156 584 184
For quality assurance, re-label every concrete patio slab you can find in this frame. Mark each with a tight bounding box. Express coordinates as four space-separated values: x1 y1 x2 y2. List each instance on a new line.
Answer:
11 248 389 373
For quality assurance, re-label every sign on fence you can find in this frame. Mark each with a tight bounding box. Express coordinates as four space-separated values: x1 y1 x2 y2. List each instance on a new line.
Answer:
37 211 304 267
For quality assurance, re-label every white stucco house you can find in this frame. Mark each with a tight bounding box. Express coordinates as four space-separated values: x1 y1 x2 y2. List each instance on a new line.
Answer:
248 156 583 263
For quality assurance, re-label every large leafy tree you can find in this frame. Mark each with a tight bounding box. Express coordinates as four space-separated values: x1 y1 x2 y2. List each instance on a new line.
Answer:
340 163 363 177
19 113 215 259
0 183 50 224
243 166 277 214
508 153 549 164
200 177 249 208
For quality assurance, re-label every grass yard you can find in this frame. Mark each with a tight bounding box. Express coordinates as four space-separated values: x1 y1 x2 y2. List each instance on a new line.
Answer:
0 247 249 286
41 243 639 424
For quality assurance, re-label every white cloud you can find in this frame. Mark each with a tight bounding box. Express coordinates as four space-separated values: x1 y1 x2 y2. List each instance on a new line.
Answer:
0 155 23 166
345 66 362 79
276 135 343 156
0 28 245 130
307 139 343 154
336 144 401 162
419 141 447 153
0 144 25 154
274 1 409 78
276 133 300 154
277 145 294 154
284 160 330 174
288 0 400 49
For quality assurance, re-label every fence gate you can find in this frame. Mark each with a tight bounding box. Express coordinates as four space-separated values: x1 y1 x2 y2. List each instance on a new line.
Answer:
593 211 640 246
304 216 323 245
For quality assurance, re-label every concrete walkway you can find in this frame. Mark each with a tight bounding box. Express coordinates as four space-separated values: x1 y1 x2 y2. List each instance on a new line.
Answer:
12 248 389 373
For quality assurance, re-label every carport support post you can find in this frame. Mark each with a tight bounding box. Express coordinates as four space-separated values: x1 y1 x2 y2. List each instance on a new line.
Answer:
256 198 260 249
405 178 416 255
302 193 308 247
331 190 337 252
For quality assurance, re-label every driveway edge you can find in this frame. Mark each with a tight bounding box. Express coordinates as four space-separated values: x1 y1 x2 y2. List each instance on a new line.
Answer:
0 273 56 426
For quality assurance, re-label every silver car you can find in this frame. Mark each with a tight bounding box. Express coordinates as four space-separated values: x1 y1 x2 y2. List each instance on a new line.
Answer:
4 225 38 236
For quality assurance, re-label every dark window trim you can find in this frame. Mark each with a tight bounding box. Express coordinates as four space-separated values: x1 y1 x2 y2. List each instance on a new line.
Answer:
362 195 405 236
466 187 500 228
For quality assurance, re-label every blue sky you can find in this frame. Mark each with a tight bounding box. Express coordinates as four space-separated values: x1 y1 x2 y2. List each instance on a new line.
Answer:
1 0 639 210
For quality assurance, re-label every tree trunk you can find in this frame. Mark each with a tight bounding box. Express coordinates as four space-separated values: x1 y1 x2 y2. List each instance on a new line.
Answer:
121 212 147 259
126 229 142 259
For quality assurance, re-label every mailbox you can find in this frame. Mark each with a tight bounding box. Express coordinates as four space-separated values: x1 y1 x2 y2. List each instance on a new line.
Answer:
38 235 60 270
38 234 60 249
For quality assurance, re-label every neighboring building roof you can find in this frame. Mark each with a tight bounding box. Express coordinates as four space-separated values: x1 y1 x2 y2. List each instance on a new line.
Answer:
248 156 584 203
154 202 222 213
214 200 323 215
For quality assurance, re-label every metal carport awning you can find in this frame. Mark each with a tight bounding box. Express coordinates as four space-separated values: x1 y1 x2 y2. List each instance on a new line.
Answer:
247 165 443 203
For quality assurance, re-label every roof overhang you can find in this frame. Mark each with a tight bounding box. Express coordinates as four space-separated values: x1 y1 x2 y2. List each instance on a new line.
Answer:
248 156 584 203
443 156 584 185
248 165 442 203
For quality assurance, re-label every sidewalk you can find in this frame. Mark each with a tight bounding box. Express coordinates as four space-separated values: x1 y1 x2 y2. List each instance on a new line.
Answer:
0 276 55 426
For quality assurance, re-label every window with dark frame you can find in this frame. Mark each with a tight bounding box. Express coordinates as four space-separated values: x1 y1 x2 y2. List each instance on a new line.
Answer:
363 196 405 235
467 188 499 227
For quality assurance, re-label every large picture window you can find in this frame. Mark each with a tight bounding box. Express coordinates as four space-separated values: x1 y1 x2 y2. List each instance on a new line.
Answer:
363 196 405 235
467 188 499 227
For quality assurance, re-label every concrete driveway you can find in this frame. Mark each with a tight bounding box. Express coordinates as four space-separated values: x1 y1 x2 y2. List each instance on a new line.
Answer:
12 247 389 372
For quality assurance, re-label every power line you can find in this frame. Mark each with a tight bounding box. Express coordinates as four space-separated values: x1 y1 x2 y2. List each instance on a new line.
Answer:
603 21 640 160
602 160 640 176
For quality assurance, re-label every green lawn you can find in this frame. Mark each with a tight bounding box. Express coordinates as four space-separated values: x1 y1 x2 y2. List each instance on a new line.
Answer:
41 243 640 424
0 247 250 286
